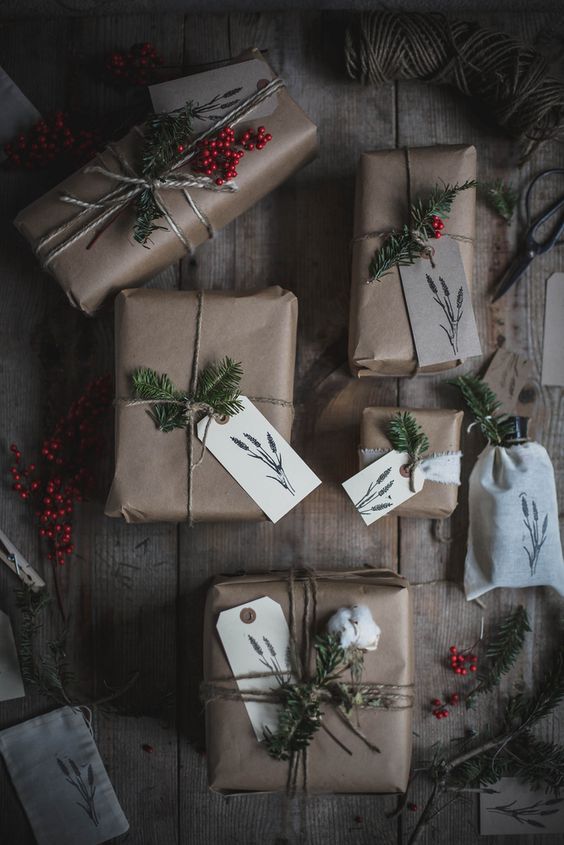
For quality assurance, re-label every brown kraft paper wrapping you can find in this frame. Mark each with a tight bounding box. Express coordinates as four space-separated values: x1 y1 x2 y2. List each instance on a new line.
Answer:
360 407 464 519
14 49 318 315
204 569 414 794
105 286 297 523
349 144 477 377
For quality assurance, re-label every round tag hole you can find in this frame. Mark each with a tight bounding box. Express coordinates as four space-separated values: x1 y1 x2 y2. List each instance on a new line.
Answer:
216 415 229 425
240 607 256 624
399 464 411 478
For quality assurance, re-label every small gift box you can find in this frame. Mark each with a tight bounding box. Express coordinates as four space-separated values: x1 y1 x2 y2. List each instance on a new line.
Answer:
360 407 463 519
349 144 477 377
105 286 297 523
203 569 414 794
14 49 318 315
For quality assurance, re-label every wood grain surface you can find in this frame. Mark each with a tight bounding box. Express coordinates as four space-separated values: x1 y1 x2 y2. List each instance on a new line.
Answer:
0 10 562 845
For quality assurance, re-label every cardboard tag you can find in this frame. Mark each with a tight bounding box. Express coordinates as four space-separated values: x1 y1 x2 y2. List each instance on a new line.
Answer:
483 347 532 414
0 65 40 162
0 610 25 702
149 59 276 128
216 597 294 740
399 237 482 367
542 272 564 386
197 397 321 523
342 450 424 526
480 777 564 835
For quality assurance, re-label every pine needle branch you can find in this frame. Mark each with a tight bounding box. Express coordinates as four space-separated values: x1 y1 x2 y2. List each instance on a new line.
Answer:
466 606 531 707
505 646 564 731
451 374 516 445
387 412 429 464
478 179 518 224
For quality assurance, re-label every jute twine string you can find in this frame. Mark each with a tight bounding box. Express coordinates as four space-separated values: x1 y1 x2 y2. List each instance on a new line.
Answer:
344 12 564 160
201 569 414 795
34 77 286 268
117 290 293 527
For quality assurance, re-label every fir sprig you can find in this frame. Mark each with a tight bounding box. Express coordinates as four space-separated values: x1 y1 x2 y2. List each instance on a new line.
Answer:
479 179 518 224
451 374 516 445
368 180 476 282
131 357 243 433
466 606 531 707
387 411 429 464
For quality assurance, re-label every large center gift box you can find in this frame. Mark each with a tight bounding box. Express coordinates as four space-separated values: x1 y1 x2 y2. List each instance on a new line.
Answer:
105 286 297 523
14 49 318 314
349 144 476 377
203 569 414 794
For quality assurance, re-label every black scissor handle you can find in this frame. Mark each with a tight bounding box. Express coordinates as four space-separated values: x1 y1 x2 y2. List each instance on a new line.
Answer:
525 168 564 254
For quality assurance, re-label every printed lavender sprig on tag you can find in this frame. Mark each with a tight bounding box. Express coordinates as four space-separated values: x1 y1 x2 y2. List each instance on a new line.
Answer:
248 634 290 686
193 87 243 122
520 493 548 575
354 466 394 516
488 796 564 828
57 757 99 827
426 273 464 356
231 432 295 495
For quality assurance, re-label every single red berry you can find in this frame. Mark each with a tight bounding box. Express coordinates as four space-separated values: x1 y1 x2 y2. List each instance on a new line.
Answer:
142 744 154 753
469 664 477 672
408 803 418 812
461 668 468 676
432 698 442 707
449 645 457 654
435 231 442 239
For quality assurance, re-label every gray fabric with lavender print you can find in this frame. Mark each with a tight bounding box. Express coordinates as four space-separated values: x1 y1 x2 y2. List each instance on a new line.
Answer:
465 442 564 600
0 706 128 845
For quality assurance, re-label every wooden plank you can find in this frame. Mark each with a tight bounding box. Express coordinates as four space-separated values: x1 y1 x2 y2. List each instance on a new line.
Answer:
177 10 398 845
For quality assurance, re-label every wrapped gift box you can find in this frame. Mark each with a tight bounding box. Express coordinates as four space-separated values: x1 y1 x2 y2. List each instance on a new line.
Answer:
105 286 297 523
204 568 414 794
14 49 318 314
349 144 476 377
360 406 464 519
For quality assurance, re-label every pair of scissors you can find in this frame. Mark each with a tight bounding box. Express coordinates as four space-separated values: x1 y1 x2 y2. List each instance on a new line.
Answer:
0 526 45 590
492 168 564 303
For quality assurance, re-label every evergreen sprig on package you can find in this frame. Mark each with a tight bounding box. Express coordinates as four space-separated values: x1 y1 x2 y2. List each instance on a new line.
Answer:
368 180 476 282
466 606 531 707
387 412 429 465
451 374 516 445
132 357 243 433
479 179 518 224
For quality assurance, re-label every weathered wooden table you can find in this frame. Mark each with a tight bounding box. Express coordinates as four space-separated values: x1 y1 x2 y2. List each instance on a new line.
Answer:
1 10 562 845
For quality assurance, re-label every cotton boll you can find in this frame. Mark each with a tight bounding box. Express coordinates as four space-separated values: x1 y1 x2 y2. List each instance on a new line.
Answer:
326 605 381 652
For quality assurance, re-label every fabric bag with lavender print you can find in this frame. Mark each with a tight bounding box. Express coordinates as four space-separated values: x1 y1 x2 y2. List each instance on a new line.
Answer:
465 441 564 600
0 706 129 845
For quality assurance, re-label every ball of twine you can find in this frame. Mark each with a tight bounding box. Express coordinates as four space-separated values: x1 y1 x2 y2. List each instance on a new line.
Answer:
345 12 564 160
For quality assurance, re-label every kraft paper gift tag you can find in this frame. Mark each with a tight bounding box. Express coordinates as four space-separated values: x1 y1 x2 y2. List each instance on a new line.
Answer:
0 706 129 845
0 610 25 702
483 347 532 414
542 272 564 387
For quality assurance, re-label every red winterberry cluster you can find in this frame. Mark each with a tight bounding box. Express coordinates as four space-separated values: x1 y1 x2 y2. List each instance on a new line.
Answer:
448 644 478 675
105 42 164 86
431 214 445 239
190 125 273 186
8 375 112 567
3 112 99 170
431 692 460 720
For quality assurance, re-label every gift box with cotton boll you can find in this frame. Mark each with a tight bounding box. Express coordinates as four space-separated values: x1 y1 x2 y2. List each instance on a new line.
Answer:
359 406 464 519
203 568 414 794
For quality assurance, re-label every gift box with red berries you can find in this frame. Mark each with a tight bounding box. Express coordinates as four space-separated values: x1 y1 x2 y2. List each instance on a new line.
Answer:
14 48 318 315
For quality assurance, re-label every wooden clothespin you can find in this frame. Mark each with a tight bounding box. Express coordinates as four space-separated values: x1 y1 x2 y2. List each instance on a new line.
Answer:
0 527 45 591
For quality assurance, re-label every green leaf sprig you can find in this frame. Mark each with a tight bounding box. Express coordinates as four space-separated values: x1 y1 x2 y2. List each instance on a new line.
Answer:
466 606 531 707
132 357 243 433
368 180 476 282
451 374 516 445
479 179 518 224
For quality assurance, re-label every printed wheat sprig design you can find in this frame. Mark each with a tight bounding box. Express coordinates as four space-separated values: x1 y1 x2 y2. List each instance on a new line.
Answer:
193 86 244 122
488 796 564 828
231 432 295 495
426 273 464 356
520 492 549 575
354 466 394 516
248 634 289 686
57 757 99 827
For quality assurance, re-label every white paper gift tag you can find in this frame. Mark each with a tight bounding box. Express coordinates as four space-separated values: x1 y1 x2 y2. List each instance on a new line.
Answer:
0 65 41 162
343 450 424 526
149 58 276 128
216 597 294 740
0 610 25 702
480 777 564 835
399 237 482 367
542 272 564 386
197 396 321 523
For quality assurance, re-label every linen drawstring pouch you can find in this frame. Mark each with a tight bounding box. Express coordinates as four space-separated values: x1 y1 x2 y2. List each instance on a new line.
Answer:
465 441 564 600
0 706 129 845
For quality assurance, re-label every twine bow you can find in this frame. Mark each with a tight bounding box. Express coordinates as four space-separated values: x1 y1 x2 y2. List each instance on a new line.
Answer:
34 76 286 269
202 569 414 795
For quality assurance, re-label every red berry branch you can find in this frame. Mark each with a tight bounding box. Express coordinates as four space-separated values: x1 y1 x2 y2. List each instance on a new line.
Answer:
3 112 100 170
429 644 481 721
191 125 273 185
8 375 112 568
105 42 164 86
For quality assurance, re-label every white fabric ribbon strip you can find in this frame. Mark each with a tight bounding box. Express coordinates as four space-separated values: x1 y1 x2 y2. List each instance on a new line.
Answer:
359 448 462 486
